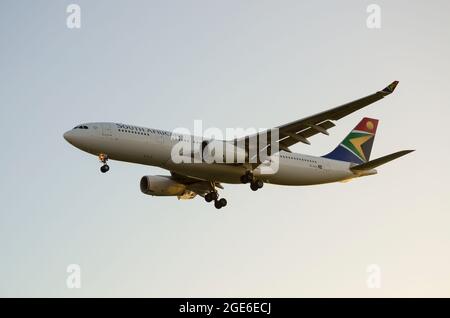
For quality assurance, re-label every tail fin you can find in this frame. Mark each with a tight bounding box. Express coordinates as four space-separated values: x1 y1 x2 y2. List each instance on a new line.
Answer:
323 117 378 164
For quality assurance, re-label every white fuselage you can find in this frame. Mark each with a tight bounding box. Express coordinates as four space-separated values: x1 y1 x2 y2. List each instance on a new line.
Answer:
63 122 361 185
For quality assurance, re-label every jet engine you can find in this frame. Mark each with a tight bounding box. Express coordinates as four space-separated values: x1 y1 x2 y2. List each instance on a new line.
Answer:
140 175 187 196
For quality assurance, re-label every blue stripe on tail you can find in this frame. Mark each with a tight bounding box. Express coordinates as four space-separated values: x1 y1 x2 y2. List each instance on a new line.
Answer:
323 145 365 164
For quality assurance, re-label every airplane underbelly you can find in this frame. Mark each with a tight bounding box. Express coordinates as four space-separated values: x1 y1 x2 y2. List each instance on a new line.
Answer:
90 137 170 166
164 162 246 184
257 160 351 186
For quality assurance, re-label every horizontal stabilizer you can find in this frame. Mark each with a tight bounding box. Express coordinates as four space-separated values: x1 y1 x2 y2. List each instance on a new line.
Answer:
350 150 414 171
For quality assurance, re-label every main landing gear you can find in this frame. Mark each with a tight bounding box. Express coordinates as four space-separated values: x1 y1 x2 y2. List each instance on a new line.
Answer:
205 191 227 209
205 182 227 209
215 198 227 209
240 171 253 184
204 191 218 202
240 171 264 191
250 179 264 191
99 153 110 173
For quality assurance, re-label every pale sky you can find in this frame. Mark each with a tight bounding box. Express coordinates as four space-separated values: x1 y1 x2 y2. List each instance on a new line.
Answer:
1 0 449 297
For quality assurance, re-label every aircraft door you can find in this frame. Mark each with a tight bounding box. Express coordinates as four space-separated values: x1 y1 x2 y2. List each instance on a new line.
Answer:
157 133 164 144
102 123 113 137
149 131 164 144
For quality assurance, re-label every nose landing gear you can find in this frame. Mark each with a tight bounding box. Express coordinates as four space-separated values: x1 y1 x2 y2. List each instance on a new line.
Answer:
100 165 110 173
99 153 110 173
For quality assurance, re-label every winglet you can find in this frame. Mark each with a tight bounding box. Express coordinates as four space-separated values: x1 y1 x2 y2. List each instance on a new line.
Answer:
381 80 399 95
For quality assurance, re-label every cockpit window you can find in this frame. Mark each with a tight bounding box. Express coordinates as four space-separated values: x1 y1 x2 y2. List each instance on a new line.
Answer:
73 125 89 129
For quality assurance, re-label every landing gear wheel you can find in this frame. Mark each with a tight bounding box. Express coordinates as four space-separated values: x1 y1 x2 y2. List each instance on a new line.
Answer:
207 181 225 209
218 198 227 207
214 198 227 209
100 165 110 173
99 154 109 173
240 171 253 184
250 179 263 191
256 180 264 189
205 191 219 203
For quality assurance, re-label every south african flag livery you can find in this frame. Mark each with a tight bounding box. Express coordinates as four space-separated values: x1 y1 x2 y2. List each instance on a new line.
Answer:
323 117 378 164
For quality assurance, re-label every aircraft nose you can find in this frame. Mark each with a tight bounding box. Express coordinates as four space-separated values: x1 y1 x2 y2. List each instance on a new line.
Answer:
63 130 76 144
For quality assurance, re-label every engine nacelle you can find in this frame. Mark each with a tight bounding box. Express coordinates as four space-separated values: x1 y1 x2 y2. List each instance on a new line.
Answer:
140 175 186 196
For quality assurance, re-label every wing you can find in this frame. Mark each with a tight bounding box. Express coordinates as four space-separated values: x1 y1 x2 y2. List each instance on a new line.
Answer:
170 171 223 198
242 81 399 153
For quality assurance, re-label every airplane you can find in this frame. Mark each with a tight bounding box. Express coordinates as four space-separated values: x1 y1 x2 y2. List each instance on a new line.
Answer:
63 81 414 209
